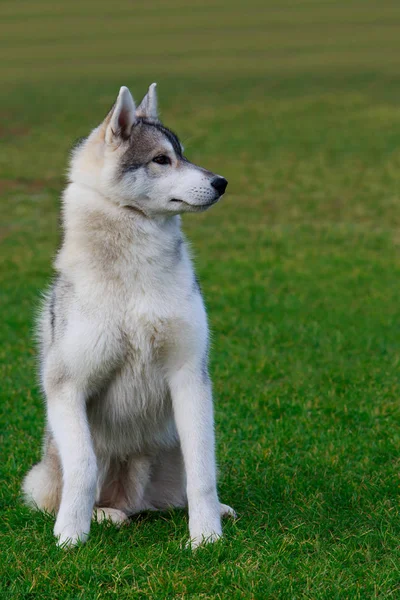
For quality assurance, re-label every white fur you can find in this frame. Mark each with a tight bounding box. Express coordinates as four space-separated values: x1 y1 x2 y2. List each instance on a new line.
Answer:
23 84 234 549
105 86 136 144
136 82 158 119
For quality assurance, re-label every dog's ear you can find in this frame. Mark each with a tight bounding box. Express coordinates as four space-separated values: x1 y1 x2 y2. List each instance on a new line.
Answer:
105 86 136 144
136 83 158 120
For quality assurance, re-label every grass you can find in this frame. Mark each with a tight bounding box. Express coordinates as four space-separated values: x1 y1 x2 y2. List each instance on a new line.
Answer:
2 0 400 597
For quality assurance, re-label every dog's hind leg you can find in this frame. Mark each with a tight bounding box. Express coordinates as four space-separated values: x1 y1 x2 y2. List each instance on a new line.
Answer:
95 448 186 521
143 448 236 519
220 503 237 519
143 446 187 510
93 507 129 526
96 454 153 516
117 455 153 515
22 430 62 514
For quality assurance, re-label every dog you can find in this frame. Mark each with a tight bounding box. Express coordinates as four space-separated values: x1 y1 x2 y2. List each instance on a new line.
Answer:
22 83 235 548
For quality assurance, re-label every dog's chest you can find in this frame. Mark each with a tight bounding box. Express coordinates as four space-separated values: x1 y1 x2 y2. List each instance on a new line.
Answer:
124 303 170 357
113 301 173 401
89 289 185 455
121 265 192 352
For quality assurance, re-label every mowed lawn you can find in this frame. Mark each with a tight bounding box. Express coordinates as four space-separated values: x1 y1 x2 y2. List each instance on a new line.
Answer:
2 0 400 597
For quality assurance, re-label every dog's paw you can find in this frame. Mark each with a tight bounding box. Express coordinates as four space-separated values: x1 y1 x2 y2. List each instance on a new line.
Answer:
187 516 223 550
187 530 222 550
94 507 129 527
220 503 237 519
54 526 89 548
54 517 90 548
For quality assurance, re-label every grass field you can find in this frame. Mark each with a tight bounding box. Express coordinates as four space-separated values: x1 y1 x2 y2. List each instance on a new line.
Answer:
2 0 400 597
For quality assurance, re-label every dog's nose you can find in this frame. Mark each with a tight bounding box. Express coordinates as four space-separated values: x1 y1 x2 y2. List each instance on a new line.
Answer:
211 176 228 195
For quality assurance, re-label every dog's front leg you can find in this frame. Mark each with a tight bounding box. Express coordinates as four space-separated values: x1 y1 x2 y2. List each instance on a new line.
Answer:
169 367 221 548
46 382 97 547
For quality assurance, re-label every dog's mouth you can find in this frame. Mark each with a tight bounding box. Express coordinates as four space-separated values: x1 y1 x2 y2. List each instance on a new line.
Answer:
169 198 219 210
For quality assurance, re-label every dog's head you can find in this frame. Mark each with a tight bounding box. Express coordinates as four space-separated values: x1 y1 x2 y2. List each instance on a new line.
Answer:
70 85 227 217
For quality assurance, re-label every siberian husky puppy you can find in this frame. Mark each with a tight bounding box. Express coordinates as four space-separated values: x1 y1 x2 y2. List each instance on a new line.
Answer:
23 84 235 548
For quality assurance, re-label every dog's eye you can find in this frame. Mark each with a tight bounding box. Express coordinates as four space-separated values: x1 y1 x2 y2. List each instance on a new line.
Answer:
152 155 171 165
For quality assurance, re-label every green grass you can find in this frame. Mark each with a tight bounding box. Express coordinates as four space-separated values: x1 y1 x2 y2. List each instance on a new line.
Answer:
2 0 400 597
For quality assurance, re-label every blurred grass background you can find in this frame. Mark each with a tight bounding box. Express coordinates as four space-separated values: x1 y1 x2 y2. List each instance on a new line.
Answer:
2 1 400 598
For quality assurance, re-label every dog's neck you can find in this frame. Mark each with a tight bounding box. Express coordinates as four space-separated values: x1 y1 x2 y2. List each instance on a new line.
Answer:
55 182 184 281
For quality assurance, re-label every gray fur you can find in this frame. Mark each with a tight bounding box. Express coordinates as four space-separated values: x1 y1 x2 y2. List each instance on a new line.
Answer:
118 119 183 177
193 274 202 295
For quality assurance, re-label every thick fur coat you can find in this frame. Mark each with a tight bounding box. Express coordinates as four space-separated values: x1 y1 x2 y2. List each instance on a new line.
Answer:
23 84 235 548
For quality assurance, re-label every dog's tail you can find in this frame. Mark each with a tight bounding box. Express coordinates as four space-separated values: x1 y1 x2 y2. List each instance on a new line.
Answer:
22 432 62 514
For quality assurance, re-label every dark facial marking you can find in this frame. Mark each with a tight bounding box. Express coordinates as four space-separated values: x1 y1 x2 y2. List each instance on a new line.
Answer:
118 122 152 176
121 162 142 174
138 118 183 158
118 118 184 178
